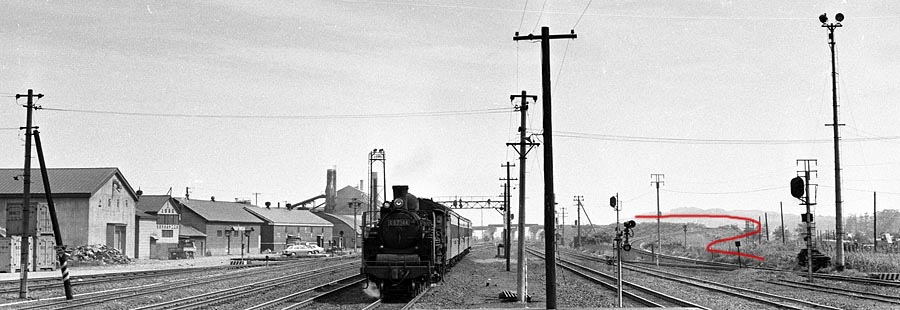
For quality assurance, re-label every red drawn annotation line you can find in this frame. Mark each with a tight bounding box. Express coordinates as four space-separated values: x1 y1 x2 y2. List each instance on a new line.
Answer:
634 214 764 261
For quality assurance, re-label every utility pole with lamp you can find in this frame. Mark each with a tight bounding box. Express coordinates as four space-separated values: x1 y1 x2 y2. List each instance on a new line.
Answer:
819 12 846 271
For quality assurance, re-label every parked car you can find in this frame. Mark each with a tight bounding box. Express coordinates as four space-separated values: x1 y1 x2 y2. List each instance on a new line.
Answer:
169 239 196 259
282 243 326 257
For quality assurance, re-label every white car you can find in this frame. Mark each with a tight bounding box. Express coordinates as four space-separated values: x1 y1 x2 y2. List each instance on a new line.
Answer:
282 244 326 257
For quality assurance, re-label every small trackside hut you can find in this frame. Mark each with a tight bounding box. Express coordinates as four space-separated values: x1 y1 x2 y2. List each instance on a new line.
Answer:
361 185 471 298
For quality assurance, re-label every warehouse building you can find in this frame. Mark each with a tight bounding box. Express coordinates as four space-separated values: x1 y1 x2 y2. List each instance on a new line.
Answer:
244 206 333 253
173 197 263 256
0 168 138 258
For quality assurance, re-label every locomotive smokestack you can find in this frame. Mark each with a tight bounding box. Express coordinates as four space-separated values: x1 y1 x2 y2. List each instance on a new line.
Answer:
392 185 409 200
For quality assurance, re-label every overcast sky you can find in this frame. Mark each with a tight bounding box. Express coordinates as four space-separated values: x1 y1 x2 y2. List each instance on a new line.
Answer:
1 1 898 227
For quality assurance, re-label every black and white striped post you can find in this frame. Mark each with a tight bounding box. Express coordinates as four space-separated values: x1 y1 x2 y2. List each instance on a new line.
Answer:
34 130 74 300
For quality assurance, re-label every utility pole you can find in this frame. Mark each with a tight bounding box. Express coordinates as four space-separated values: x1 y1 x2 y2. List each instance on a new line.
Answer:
574 196 583 249
508 91 538 303
561 207 568 246
513 26 576 310
765 213 770 242
16 89 41 299
252 192 260 206
820 12 846 271
780 202 786 244
683 224 687 249
873 192 877 252
350 198 361 253
500 162 516 272
650 173 664 267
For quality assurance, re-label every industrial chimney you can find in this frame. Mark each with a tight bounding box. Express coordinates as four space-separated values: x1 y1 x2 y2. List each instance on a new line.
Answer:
325 168 337 213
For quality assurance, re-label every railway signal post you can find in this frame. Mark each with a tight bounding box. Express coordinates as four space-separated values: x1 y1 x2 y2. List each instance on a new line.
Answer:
651 174 664 267
793 159 818 282
500 162 516 271
609 195 622 307
513 26 576 310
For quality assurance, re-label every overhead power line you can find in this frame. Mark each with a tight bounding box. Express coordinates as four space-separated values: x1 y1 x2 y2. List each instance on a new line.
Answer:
661 186 783 195
38 107 513 120
550 130 900 145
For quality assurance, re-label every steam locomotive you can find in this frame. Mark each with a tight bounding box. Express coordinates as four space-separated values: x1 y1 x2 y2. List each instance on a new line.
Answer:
361 185 472 297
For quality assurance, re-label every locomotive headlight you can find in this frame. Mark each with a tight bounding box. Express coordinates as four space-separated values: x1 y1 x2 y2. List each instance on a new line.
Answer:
382 202 391 208
392 198 404 208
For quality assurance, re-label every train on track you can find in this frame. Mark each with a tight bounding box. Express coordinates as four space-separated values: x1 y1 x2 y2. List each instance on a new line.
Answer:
361 185 472 297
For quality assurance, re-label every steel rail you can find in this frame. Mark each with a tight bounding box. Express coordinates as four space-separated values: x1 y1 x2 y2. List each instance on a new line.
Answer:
527 248 706 309
240 275 363 310
632 242 900 287
3 261 316 310
132 262 357 310
763 279 900 305
400 286 430 310
362 298 382 310
625 264 840 310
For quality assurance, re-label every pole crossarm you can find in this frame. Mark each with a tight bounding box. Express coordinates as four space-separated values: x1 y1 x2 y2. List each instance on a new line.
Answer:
513 30 577 41
506 142 539 157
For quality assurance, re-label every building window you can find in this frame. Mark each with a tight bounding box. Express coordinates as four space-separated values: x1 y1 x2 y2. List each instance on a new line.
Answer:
217 230 223 237
162 230 173 238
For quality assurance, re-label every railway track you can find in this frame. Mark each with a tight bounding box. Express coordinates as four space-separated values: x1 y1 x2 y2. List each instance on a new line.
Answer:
362 286 430 310
0 264 260 294
132 261 358 310
526 248 708 309
632 243 900 287
763 279 900 306
623 263 841 310
1 260 354 310
560 248 847 310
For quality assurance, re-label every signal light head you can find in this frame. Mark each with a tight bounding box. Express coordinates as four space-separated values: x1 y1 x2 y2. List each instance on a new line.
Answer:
790 176 805 199
609 196 617 208
623 244 632 251
819 13 828 23
835 13 844 22
624 220 636 229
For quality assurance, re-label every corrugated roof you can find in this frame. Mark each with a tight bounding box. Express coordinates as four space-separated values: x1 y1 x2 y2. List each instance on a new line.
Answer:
136 195 172 214
179 225 207 237
244 207 332 226
0 168 137 199
173 198 264 224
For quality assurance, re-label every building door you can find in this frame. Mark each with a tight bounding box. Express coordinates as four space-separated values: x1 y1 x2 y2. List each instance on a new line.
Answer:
115 225 126 252
106 224 115 248
107 224 126 252
149 238 157 259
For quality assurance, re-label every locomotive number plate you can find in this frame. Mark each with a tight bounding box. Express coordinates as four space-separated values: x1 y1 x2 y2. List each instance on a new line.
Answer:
387 219 411 226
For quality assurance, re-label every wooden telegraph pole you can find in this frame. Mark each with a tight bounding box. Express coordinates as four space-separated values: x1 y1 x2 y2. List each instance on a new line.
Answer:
508 91 538 303
15 89 41 299
513 27 576 309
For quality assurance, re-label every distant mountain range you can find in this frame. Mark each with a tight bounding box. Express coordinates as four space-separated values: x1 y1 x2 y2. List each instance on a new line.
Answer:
662 207 836 233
